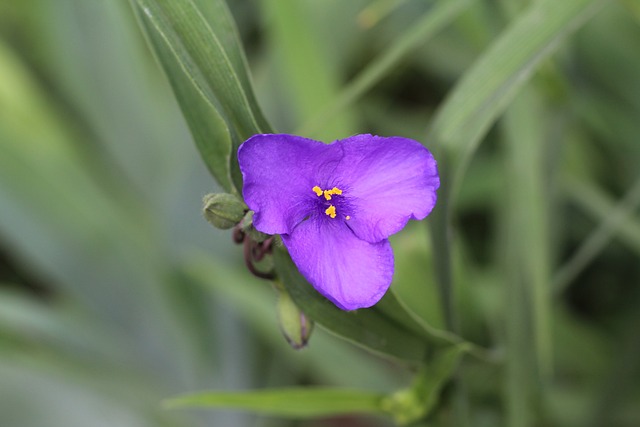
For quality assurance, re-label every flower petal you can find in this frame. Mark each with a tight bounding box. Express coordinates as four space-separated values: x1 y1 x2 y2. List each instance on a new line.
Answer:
238 134 341 235
282 216 394 310
335 134 439 242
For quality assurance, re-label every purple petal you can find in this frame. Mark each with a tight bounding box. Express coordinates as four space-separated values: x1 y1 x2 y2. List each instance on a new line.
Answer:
238 134 342 235
282 216 394 310
335 135 439 242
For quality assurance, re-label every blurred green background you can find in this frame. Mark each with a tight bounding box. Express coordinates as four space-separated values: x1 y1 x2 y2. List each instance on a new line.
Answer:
1 0 639 426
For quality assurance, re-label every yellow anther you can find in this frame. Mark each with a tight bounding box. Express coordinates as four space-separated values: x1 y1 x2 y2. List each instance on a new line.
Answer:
312 186 323 197
325 205 337 218
322 186 343 200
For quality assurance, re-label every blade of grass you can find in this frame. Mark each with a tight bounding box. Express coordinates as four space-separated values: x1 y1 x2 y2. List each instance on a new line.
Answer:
298 0 475 138
620 0 640 24
585 306 640 427
507 87 553 379
503 232 537 427
427 0 607 340
0 37 196 385
424 2 606 425
263 0 357 141
357 0 409 29
165 388 386 418
502 86 551 427
428 0 608 196
553 175 640 293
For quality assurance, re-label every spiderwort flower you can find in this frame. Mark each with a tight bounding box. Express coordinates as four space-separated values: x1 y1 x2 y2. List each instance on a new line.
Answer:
238 134 439 310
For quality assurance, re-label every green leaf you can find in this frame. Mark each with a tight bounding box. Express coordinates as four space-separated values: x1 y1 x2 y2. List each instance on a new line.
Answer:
137 13 234 191
502 88 553 426
426 0 607 359
621 0 640 23
131 0 272 191
165 387 386 418
263 0 357 141
428 0 608 192
554 174 640 293
0 36 197 382
273 248 427 363
375 289 492 363
424 3 606 420
299 0 475 137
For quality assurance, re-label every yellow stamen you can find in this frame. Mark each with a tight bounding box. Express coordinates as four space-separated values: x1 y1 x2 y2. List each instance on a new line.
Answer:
325 205 337 218
322 186 343 200
314 186 344 218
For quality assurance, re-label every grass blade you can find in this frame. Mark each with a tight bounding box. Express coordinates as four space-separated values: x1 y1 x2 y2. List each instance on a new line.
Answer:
165 387 386 418
299 0 475 137
502 87 552 426
428 0 607 192
263 0 357 141
554 175 640 293
427 0 608 338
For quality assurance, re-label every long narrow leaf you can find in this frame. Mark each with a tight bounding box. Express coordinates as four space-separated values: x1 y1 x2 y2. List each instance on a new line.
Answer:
299 0 475 137
429 0 607 192
264 0 357 141
165 388 386 418
131 0 272 190
427 0 607 335
554 175 640 293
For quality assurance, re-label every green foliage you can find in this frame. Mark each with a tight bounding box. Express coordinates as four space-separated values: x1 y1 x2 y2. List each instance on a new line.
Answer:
165 388 386 418
1 0 639 426
131 0 273 192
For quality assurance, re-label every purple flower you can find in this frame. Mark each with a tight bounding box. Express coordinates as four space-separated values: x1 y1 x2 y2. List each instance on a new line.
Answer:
238 134 439 311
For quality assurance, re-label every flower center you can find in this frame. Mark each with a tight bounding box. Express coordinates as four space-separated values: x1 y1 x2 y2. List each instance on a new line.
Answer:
312 186 351 220
312 185 342 200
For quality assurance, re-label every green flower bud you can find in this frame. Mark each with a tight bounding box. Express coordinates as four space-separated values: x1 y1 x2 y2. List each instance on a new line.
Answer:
276 290 314 350
202 193 247 230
